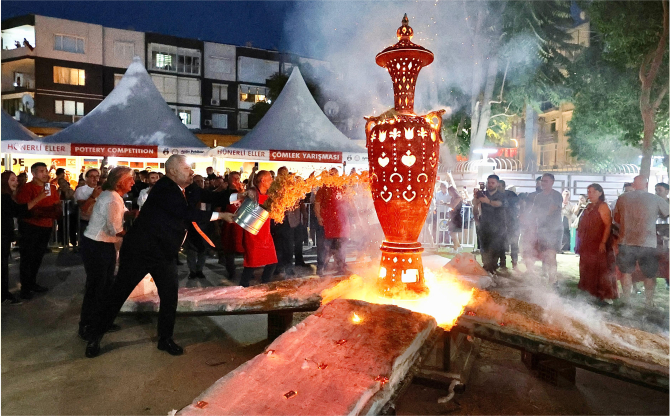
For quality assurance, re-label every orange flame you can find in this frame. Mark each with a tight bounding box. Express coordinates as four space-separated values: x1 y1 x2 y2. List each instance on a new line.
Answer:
322 268 474 329
352 312 362 324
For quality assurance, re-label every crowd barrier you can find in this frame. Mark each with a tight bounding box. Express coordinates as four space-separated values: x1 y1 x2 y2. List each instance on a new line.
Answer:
44 196 477 252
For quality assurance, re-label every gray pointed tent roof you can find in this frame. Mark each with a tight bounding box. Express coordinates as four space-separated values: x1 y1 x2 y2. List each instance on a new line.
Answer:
229 67 364 153
2 110 38 141
41 57 206 147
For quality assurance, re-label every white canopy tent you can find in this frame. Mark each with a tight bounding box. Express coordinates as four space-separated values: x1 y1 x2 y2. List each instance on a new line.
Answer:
227 67 365 153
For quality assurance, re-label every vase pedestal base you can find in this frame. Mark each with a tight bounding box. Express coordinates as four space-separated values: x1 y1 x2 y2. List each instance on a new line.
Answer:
377 241 430 298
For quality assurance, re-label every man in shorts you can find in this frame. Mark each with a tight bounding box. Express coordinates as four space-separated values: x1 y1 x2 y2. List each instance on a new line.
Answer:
613 175 669 305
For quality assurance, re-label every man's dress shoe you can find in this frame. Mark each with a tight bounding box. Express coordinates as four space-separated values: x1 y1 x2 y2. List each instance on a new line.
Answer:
157 337 184 356
85 336 102 358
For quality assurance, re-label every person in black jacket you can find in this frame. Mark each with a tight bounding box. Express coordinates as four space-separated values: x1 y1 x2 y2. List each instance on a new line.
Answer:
85 155 235 358
1 171 47 304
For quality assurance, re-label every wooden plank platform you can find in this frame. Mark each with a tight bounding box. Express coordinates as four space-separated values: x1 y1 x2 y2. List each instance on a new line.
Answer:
177 299 438 416
459 291 669 391
120 276 349 315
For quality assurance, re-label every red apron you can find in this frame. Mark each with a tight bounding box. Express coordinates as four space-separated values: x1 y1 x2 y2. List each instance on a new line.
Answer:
221 202 244 253
318 186 350 239
241 194 277 267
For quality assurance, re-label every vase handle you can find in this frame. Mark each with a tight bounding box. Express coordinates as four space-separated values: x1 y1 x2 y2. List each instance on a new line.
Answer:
427 110 446 143
364 117 377 148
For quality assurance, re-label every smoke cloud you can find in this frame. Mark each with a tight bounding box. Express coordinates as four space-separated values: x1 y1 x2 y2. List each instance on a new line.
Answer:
283 1 506 140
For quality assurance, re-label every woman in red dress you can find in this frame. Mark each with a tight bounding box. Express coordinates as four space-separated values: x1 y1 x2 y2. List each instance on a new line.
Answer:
576 183 618 302
238 170 277 287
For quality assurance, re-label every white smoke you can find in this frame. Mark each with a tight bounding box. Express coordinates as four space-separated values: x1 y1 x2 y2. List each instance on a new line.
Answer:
283 1 503 140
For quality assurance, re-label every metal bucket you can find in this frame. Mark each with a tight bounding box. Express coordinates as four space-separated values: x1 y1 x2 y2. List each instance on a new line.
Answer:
233 198 270 235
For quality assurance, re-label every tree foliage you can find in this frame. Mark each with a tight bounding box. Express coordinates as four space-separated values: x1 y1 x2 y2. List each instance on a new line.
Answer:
566 36 668 169
571 0 669 175
458 0 578 159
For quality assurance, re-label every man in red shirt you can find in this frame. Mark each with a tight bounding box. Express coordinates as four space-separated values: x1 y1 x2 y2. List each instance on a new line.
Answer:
16 162 61 299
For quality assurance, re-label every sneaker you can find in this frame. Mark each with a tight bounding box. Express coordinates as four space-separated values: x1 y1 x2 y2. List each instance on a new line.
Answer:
188 272 198 279
196 271 206 279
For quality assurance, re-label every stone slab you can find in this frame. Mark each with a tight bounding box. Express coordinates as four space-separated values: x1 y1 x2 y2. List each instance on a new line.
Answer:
177 299 437 416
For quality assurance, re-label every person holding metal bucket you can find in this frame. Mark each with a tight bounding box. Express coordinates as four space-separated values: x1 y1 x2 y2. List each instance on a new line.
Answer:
235 170 278 287
84 155 236 358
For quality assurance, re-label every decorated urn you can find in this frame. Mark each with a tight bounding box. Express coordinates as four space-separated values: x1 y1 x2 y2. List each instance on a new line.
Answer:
365 14 444 296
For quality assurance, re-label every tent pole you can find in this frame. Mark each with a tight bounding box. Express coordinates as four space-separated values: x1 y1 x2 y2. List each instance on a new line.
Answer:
3 154 12 172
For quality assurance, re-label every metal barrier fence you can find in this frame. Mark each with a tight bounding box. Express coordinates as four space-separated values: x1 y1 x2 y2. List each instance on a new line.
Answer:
44 197 476 252
419 204 477 249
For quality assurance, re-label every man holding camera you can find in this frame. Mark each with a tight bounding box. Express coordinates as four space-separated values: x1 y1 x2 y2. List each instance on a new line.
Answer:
473 174 507 274
16 162 62 299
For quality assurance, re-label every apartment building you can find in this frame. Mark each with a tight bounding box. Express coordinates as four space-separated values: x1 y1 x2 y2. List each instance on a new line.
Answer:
1 14 327 145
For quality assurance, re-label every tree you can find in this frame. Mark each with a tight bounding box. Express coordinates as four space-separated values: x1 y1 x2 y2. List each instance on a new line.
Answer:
461 0 577 161
579 0 669 177
566 32 669 171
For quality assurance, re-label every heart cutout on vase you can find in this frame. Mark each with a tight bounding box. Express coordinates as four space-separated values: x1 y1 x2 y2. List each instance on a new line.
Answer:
401 151 416 167
378 156 390 167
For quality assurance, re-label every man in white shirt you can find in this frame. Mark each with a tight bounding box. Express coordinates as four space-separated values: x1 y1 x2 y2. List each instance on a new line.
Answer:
74 168 102 233
137 171 160 210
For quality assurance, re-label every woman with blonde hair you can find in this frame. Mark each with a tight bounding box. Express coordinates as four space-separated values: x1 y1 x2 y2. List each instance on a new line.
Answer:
78 166 135 339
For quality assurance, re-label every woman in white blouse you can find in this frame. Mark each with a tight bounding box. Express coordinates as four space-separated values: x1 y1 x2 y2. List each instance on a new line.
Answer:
78 167 135 340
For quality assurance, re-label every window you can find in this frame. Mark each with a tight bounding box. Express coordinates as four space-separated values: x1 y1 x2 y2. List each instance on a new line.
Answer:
114 41 135 61
114 74 124 88
149 43 201 75
212 113 228 129
53 66 85 86
55 100 84 116
54 34 85 54
178 109 191 125
239 85 268 103
212 84 228 101
239 112 249 129
550 120 557 132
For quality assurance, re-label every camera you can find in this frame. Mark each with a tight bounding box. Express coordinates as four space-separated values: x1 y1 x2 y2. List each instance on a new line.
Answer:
473 182 485 198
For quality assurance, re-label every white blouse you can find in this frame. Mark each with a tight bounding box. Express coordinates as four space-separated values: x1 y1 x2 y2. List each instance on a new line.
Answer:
83 190 127 243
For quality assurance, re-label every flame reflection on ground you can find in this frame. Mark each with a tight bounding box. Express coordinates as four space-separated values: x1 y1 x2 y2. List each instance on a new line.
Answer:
321 268 475 329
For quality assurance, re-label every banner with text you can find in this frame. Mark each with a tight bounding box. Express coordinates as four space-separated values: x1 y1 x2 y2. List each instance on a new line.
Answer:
70 144 157 158
1 141 71 155
269 150 342 164
208 147 270 161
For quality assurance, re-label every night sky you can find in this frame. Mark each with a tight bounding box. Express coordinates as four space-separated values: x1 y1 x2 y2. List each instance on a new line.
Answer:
2 1 299 54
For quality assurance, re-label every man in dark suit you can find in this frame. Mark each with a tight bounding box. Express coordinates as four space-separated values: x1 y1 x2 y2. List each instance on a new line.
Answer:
85 155 235 358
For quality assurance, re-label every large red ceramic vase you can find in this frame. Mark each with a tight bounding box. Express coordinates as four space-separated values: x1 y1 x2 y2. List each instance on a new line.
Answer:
365 15 444 296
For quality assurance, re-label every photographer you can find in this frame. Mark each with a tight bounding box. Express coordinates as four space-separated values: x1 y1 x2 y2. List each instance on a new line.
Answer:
472 175 507 274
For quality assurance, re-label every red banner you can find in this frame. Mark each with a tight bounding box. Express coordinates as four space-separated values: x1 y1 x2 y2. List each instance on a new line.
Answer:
70 144 158 158
269 150 342 164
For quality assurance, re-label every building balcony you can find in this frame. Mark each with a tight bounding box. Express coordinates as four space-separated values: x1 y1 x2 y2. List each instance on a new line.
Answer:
1 46 34 61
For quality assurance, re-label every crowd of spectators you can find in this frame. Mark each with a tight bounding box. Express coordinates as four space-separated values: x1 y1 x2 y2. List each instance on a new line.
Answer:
464 173 669 306
1 161 668 315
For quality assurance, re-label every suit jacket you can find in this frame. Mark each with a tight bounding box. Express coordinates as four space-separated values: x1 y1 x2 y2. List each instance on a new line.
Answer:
123 176 232 260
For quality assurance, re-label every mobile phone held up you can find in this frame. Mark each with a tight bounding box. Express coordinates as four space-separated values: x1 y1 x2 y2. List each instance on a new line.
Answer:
44 182 51 197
